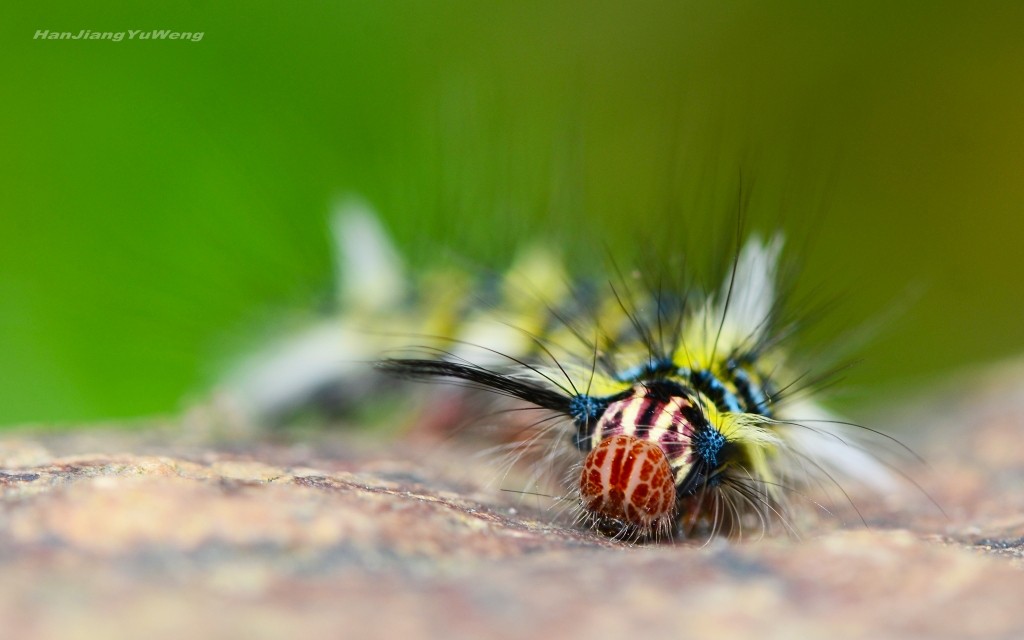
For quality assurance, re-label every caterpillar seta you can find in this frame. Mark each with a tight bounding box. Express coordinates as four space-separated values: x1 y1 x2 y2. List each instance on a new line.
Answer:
220 197 904 543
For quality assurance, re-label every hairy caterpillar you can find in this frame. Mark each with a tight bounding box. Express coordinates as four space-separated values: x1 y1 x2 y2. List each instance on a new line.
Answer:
220 197 901 542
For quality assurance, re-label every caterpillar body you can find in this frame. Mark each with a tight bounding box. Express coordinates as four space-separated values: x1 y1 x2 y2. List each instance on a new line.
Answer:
221 198 899 542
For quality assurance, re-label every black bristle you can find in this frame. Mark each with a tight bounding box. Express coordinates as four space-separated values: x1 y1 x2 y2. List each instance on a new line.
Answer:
376 359 572 414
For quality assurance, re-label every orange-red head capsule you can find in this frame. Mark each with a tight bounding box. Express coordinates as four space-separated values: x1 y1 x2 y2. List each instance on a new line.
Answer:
579 434 676 535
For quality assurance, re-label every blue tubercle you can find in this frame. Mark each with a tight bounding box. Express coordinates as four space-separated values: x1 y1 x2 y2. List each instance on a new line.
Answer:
569 394 608 427
569 394 609 451
691 426 727 467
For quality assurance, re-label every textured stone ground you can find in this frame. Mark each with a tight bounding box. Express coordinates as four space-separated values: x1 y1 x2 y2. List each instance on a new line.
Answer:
2 362 1024 639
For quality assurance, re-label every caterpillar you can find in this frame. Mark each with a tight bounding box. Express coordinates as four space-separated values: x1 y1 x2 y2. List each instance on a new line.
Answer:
219 197 902 542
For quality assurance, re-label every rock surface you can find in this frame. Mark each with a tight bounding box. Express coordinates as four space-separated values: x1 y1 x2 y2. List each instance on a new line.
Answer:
3 363 1024 639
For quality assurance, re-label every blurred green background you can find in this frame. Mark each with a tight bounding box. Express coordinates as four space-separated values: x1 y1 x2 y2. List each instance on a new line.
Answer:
1 1 1022 426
